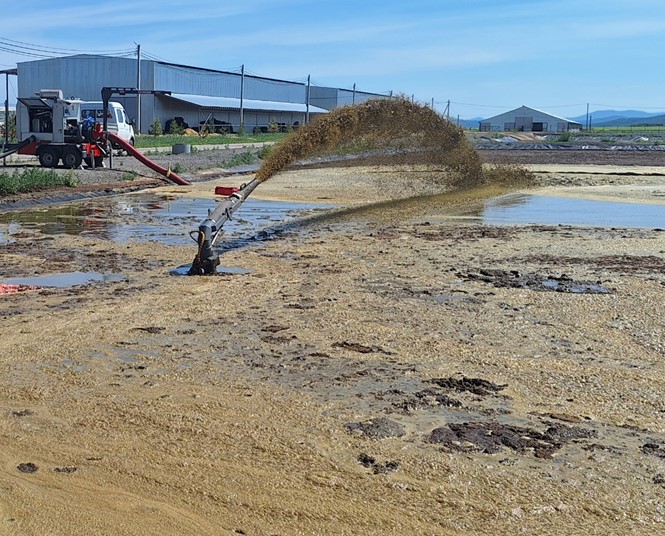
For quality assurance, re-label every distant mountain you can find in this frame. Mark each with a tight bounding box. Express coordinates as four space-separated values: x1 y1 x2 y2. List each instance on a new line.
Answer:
570 109 665 127
569 109 660 123
452 117 483 129
591 114 665 128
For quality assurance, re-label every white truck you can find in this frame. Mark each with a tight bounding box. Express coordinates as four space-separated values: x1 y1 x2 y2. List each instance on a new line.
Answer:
79 101 135 147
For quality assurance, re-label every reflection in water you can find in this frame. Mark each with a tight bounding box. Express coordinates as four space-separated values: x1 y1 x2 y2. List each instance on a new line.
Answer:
0 194 329 246
2 190 664 252
0 204 105 236
484 194 665 228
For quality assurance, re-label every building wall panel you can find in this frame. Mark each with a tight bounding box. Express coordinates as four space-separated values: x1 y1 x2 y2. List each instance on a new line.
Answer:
18 55 138 101
154 64 239 97
15 55 389 133
245 77 305 103
309 87 338 111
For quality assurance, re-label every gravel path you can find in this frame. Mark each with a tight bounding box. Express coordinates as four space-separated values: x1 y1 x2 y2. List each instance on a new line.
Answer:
2 145 265 185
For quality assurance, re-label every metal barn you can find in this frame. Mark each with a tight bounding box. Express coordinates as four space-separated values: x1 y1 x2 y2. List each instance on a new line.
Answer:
16 55 388 134
479 106 582 133
309 86 387 110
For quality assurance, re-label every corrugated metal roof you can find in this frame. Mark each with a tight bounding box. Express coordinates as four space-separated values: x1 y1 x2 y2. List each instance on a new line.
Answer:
169 93 327 114
484 106 582 125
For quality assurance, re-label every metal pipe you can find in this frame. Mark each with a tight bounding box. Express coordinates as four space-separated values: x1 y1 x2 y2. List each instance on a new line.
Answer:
0 135 35 159
188 179 261 275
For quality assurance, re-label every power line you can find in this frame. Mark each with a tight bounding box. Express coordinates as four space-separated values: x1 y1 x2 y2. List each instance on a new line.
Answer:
0 45 53 59
0 36 133 56
141 50 175 63
443 101 514 109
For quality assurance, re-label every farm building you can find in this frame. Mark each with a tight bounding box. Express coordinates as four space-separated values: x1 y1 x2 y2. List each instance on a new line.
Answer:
14 55 391 134
479 106 582 133
0 105 15 125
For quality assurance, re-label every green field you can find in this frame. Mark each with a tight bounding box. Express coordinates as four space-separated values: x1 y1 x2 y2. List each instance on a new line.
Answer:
134 132 286 148
587 125 665 135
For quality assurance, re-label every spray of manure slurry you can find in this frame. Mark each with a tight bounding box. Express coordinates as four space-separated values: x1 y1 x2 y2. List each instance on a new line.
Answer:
188 98 534 274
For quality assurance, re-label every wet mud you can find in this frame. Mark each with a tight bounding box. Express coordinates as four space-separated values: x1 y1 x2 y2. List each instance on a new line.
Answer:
1 202 665 534
345 417 406 439
357 453 400 474
0 238 161 278
456 268 613 294
427 421 596 458
0 144 664 534
16 463 38 474
519 253 665 275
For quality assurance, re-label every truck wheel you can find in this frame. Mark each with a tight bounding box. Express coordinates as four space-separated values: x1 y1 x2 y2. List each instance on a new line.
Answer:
38 147 59 168
62 147 82 169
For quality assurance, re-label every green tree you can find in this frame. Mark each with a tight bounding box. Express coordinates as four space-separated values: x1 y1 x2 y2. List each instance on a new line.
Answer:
168 118 183 135
267 117 280 133
1 112 16 142
150 117 162 136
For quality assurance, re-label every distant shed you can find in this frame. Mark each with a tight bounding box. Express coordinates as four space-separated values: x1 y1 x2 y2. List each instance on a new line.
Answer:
479 106 582 133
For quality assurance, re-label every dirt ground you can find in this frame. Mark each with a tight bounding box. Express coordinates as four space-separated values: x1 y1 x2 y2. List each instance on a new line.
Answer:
0 148 664 535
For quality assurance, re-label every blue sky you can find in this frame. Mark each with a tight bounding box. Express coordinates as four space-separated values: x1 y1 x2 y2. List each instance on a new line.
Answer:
1 0 664 120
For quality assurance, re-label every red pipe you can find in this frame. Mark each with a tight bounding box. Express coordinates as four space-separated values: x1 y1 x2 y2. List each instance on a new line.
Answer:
106 132 190 185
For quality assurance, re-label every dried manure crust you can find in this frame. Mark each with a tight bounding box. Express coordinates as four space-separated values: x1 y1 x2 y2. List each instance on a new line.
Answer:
0 139 664 534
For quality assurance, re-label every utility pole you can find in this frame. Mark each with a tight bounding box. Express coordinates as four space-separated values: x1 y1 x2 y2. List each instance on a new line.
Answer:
136 43 141 134
305 75 311 124
585 102 590 131
3 72 8 165
240 64 245 133
352 83 356 105
431 97 434 109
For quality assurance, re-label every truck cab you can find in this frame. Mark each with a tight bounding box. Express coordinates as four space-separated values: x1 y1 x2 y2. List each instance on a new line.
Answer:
80 101 135 146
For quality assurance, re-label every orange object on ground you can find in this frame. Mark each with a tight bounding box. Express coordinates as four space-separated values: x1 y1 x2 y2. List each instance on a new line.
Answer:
0 284 40 295
215 186 240 196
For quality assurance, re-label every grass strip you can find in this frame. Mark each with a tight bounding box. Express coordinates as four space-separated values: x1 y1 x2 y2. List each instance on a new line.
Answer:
0 168 79 196
135 133 285 148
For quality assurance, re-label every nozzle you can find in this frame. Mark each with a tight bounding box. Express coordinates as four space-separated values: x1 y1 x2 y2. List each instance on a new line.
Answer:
188 228 219 275
188 252 219 275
